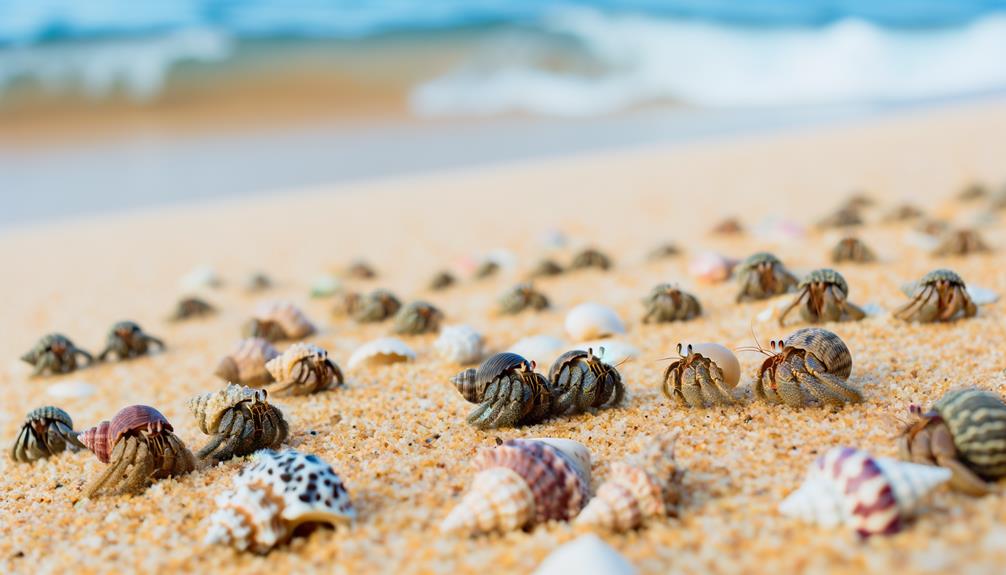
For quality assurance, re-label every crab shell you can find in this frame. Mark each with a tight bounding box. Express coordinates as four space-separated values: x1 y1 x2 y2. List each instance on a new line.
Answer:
265 343 341 391
214 338 280 386
565 303 626 340
772 328 852 380
248 301 315 340
678 343 740 388
79 405 172 464
932 389 1006 480
188 383 269 435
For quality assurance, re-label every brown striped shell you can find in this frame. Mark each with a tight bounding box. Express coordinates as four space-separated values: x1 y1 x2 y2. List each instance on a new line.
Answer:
79 405 172 464
214 338 280 386
932 389 1006 479
780 327 852 379
244 301 315 341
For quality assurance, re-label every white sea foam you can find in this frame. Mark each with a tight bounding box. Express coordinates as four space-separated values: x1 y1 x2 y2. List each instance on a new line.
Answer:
411 9 1006 116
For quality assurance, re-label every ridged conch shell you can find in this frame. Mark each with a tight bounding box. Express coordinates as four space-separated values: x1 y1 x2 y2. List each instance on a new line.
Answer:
533 534 637 575
188 383 267 435
79 405 172 464
565 304 626 341
576 434 682 532
779 446 951 537
205 449 356 553
214 338 280 387
246 300 316 341
434 325 485 365
441 438 591 536
348 337 415 369
507 335 565 370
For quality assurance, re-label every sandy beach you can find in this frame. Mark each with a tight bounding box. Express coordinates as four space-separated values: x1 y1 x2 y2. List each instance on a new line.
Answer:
1 99 1005 574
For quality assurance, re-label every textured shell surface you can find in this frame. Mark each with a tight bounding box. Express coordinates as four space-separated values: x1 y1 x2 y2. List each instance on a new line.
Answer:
800 269 849 293
26 405 74 426
565 303 626 340
434 325 485 365
205 449 355 553
348 337 415 369
779 446 950 537
933 389 1006 479
474 352 532 388
264 343 339 391
680 343 740 387
393 301 443 334
79 405 172 464
783 328 852 379
532 534 638 575
252 301 316 339
507 335 565 370
216 338 280 385
46 380 96 399
189 383 267 435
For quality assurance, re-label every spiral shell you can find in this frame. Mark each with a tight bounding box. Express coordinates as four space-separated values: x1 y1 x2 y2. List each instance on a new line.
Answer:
264 343 343 395
206 449 356 553
783 327 852 379
348 337 415 369
434 325 485 365
188 383 267 435
440 438 591 535
79 405 172 464
452 352 554 429
214 338 280 386
932 389 1006 480
780 446 950 537
576 434 682 532
244 301 316 341
565 303 626 340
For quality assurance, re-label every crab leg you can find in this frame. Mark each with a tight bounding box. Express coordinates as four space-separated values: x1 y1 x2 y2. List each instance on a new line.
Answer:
929 424 992 496
773 362 807 407
680 364 706 407
702 362 735 405
778 289 809 326
801 355 863 403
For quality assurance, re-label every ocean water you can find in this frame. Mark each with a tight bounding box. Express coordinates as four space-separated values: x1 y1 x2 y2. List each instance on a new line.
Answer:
2 0 1006 115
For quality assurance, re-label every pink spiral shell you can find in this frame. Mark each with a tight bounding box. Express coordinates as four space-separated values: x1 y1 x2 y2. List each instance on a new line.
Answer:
78 405 172 464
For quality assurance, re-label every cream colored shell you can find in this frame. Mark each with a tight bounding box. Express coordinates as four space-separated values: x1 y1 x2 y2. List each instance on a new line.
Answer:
348 337 416 369
681 342 740 388
188 383 266 435
565 303 626 340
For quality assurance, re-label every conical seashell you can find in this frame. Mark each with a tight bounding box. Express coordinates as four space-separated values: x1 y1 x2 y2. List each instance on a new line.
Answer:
78 421 112 464
507 335 565 370
576 434 682 532
779 446 951 537
533 534 637 575
565 304 625 341
205 449 355 553
188 383 266 435
434 325 485 365
215 338 280 386
348 337 415 369
441 438 591 536
79 405 173 464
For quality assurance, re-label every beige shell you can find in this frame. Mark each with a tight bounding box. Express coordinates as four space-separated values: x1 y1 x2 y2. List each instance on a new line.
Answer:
565 303 626 340
265 343 342 394
188 383 267 435
252 301 316 340
576 434 682 532
347 337 415 369
677 343 740 388
215 338 280 386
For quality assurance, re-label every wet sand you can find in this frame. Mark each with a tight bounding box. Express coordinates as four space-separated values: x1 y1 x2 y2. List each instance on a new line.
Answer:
1 99 1005 574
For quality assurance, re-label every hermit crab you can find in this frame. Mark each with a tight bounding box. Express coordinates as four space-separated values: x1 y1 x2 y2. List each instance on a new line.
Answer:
778 269 866 326
393 301 443 335
932 228 991 257
647 243 681 261
10 406 84 463
831 237 876 263
21 333 93 376
169 297 215 321
884 203 924 222
429 271 456 291
344 260 377 280
350 289 401 323
188 383 289 464
735 252 798 302
78 405 196 498
748 327 862 407
641 283 701 323
528 259 563 278
265 343 344 396
897 389 1006 496
895 269 976 323
97 321 165 361
570 248 612 271
451 352 553 429
499 283 549 315
817 206 863 228
547 348 624 415
958 182 988 201
243 301 315 342
661 343 739 408
474 260 500 279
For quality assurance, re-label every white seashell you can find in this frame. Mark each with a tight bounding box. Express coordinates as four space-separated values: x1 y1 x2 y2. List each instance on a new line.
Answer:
688 251 737 284
539 228 568 249
565 303 626 341
779 446 951 537
967 285 999 305
348 337 415 369
179 265 221 291
46 380 96 399
310 275 342 298
533 535 637 575
434 325 485 365
679 343 740 387
205 449 355 553
575 340 639 365
507 335 565 370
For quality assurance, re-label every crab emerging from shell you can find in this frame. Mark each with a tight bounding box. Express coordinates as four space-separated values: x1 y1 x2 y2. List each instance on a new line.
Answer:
778 268 866 326
451 352 552 429
642 283 701 323
750 327 863 407
735 252 798 302
548 348 625 415
10 406 85 463
932 229 991 257
97 321 165 361
393 301 443 335
570 248 612 271
895 269 976 323
661 343 739 408
188 383 289 464
831 237 876 264
21 333 93 376
265 343 344 396
499 283 550 315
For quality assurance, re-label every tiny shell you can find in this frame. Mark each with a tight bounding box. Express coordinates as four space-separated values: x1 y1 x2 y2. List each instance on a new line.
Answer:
574 340 639 365
967 285 999 305
46 380 96 399
179 265 221 291
507 335 565 370
533 535 637 575
434 325 485 365
565 303 626 340
688 252 737 284
348 337 416 369
205 449 355 553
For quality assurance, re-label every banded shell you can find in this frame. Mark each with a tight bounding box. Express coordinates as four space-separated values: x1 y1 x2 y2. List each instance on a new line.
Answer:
188 383 267 435
565 303 626 340
9 406 83 463
440 438 591 536
205 449 355 553
576 434 683 532
264 343 343 395
570 248 612 271
244 301 315 341
451 352 553 429
533 534 637 575
79 405 172 464
780 446 950 537
348 337 415 369
215 338 280 386
434 325 485 365
783 327 852 379
508 335 565 370
932 389 1006 480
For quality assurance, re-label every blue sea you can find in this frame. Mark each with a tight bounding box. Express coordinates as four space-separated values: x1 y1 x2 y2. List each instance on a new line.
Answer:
2 0 1006 115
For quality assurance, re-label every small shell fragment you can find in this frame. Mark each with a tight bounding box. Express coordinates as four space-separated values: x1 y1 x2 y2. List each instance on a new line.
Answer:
434 325 485 365
565 303 626 340
348 338 416 369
